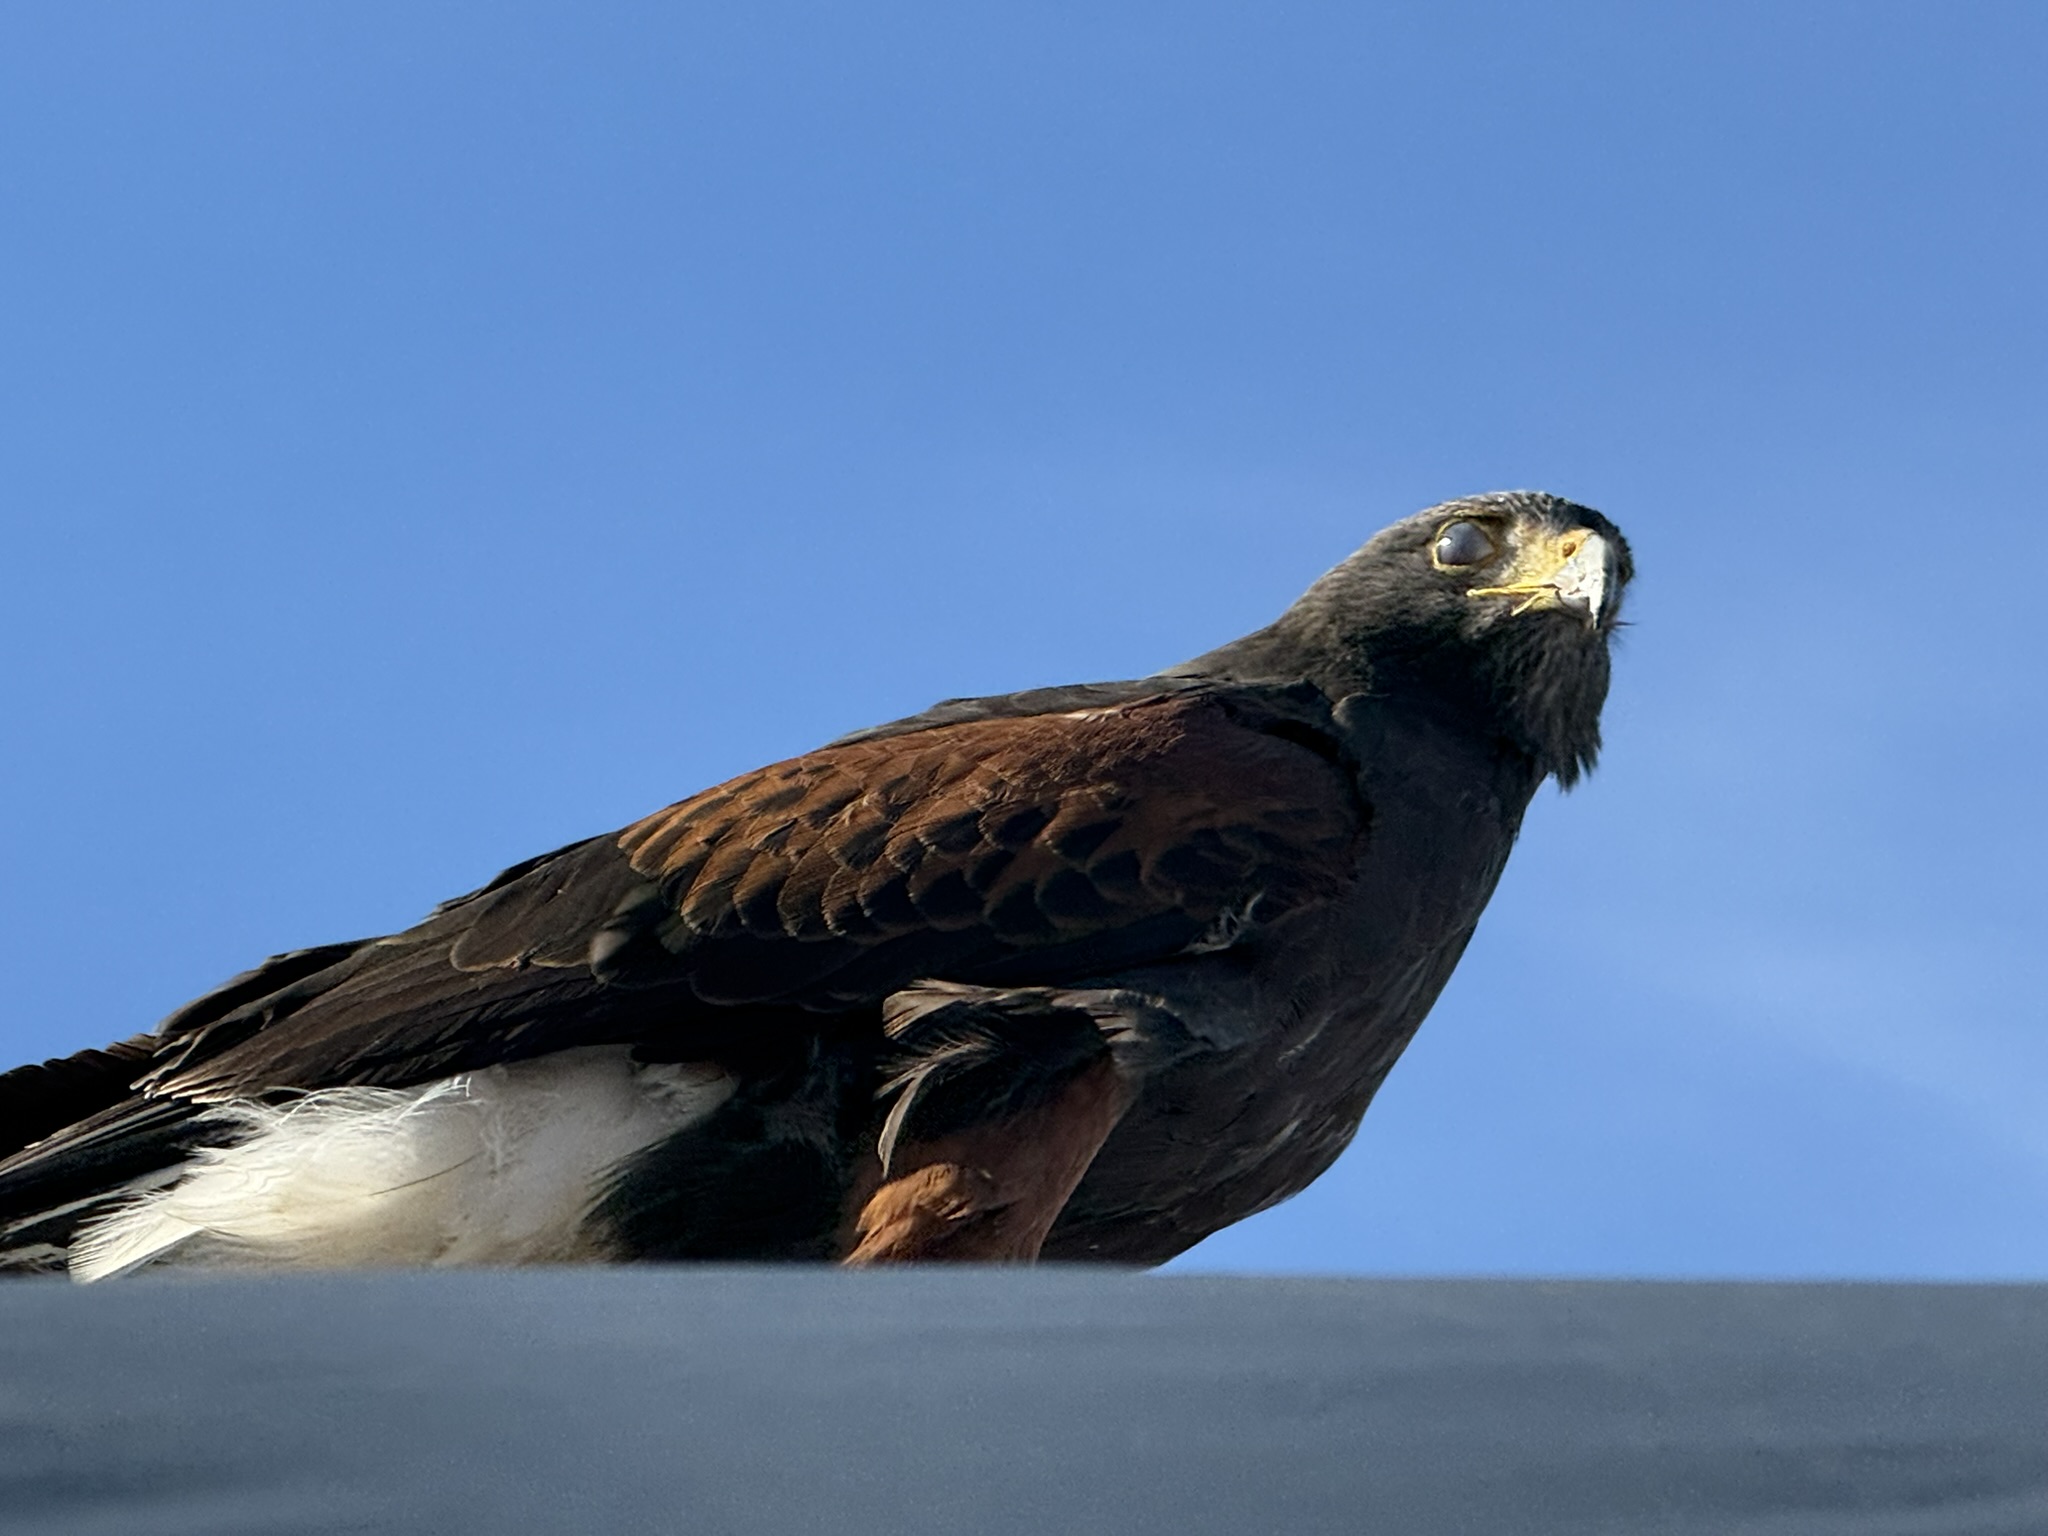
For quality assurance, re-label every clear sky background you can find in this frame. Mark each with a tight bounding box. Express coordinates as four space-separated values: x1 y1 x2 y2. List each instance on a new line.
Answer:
3 4 2043 1277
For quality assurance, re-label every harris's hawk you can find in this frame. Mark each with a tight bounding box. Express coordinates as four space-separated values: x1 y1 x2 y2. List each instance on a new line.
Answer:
0 492 1631 1278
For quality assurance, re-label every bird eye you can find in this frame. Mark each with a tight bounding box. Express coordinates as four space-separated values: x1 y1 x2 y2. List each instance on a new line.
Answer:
1432 520 1495 567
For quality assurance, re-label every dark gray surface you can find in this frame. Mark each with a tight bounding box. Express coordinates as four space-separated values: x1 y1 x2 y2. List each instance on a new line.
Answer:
2 1271 2043 1535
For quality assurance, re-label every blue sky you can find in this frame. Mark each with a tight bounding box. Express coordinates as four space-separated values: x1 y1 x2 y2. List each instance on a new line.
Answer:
3 4 2043 1277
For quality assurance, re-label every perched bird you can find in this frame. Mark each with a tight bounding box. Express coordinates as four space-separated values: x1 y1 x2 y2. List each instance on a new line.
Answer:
0 491 1630 1279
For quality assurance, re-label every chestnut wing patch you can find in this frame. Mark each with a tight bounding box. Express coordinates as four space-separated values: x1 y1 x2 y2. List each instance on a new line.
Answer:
617 692 1360 976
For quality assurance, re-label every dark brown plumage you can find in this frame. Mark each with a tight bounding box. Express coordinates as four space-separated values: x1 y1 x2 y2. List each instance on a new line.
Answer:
0 491 1631 1277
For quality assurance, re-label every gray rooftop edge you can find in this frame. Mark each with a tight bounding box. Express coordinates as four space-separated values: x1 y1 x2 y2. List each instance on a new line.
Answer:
5 1270 2045 1535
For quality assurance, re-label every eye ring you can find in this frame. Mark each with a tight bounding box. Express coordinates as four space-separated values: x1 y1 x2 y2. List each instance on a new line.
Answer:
1431 520 1496 568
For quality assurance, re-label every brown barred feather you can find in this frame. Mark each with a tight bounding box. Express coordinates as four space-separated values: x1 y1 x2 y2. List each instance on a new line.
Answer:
618 693 1358 959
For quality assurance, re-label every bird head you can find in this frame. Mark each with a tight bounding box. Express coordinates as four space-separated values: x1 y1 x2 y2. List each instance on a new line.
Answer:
1183 491 1634 786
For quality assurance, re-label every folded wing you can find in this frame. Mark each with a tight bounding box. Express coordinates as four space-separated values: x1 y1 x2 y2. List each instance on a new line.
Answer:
1 683 1365 1224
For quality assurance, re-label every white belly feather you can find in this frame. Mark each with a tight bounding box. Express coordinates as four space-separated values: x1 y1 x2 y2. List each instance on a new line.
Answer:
69 1048 735 1282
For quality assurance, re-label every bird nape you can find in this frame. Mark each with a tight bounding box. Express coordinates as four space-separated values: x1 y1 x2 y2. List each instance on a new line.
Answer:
0 491 1631 1280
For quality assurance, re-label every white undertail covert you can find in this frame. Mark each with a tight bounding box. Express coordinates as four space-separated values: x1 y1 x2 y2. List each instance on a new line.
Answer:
69 1048 735 1282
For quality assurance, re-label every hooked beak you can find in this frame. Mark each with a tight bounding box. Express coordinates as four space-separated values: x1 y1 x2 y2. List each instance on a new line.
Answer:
1467 528 1615 630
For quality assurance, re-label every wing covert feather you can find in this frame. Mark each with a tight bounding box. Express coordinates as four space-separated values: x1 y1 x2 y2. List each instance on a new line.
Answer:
619 692 1359 960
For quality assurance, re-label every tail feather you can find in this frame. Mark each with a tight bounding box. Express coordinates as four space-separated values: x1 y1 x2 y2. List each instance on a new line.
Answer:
0 1036 158 1161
